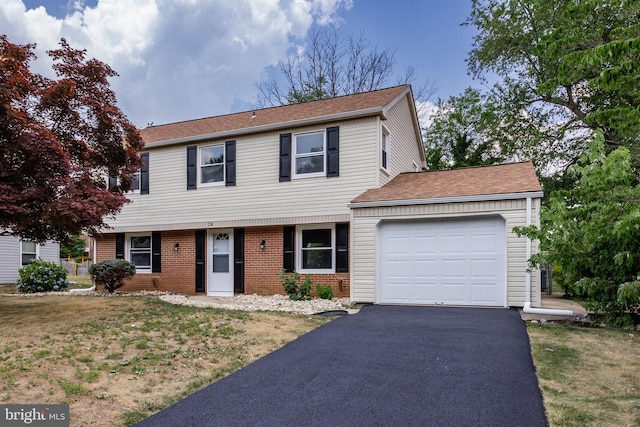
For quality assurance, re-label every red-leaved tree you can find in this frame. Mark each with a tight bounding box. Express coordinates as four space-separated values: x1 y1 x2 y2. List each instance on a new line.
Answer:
0 35 143 242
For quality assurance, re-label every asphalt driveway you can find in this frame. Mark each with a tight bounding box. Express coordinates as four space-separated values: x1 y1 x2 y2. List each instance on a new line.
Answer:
136 305 548 427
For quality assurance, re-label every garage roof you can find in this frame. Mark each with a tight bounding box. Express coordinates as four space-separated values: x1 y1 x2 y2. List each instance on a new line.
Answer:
351 161 542 206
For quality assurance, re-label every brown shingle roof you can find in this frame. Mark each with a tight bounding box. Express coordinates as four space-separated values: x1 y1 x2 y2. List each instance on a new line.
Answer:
351 161 541 204
140 85 410 144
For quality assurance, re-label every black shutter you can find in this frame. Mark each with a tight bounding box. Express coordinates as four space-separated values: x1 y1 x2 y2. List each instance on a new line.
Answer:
151 231 161 273
187 146 197 190
115 233 125 259
225 140 236 186
234 228 245 293
140 152 149 195
283 226 295 272
195 230 205 292
326 126 339 177
279 133 292 182
336 223 348 272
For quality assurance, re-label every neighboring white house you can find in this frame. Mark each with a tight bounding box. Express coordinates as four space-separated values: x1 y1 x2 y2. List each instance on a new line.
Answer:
0 233 60 284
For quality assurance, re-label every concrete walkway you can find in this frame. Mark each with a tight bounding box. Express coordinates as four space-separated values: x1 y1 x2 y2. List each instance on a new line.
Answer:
519 293 588 322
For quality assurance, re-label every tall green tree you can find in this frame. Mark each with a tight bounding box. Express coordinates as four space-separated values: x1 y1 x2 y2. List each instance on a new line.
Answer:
516 132 640 326
464 0 640 174
424 88 504 170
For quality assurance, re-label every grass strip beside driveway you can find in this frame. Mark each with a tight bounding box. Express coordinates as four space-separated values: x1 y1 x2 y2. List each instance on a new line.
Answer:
528 323 640 427
0 294 329 426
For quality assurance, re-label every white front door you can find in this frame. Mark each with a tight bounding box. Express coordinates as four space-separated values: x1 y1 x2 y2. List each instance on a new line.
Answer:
208 230 234 297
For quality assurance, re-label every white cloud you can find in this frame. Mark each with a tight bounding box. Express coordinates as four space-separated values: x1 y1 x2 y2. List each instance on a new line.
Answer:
0 0 352 127
416 100 438 129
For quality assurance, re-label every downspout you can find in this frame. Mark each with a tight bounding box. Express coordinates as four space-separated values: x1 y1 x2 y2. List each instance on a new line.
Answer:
522 196 573 316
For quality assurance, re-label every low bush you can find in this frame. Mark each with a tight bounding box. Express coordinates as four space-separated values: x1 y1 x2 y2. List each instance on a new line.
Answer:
279 270 313 301
90 259 136 293
16 259 69 293
316 284 334 300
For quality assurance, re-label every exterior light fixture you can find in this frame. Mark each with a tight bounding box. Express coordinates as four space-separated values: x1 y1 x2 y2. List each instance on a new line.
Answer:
260 240 266 250
174 243 180 251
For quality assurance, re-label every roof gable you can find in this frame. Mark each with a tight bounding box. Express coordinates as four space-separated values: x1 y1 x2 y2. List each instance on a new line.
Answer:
141 85 412 146
351 161 542 204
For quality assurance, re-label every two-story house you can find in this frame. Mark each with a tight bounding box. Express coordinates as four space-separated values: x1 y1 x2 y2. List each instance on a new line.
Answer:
95 85 544 308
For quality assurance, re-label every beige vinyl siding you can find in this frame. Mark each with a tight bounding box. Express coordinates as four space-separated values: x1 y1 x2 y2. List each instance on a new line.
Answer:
107 117 381 230
350 198 541 307
378 94 424 186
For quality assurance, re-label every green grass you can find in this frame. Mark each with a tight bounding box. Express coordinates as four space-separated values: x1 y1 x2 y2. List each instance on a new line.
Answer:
67 274 93 289
528 323 640 426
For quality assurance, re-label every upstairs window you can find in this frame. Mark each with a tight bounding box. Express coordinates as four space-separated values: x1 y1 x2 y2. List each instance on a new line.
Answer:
294 131 325 178
130 171 140 193
381 127 390 171
200 145 225 185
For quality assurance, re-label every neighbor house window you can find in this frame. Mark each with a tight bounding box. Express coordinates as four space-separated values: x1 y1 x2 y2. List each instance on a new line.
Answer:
294 131 325 178
297 225 334 272
381 127 390 171
21 241 37 265
128 234 151 271
199 145 225 185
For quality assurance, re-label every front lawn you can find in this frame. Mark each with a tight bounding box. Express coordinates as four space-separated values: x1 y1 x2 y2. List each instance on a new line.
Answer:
528 323 640 427
0 294 329 426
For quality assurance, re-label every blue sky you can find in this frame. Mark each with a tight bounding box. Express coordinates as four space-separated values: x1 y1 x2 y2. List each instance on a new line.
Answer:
3 1 478 128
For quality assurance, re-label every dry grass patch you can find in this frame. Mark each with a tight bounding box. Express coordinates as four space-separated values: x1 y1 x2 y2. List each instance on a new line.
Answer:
0 294 330 426
528 323 640 427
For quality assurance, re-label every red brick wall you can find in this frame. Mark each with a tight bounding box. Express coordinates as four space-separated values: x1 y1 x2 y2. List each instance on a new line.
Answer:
95 231 198 294
243 227 349 297
95 226 350 298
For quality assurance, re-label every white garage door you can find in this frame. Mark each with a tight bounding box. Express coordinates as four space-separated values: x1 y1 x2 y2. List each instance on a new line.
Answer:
378 216 506 306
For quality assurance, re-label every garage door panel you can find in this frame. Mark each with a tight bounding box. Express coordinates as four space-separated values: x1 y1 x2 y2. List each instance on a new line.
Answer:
441 283 468 303
470 259 498 277
471 284 500 304
441 259 467 278
378 217 506 307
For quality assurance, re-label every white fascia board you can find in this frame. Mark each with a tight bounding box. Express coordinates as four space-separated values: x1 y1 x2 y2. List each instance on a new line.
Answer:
144 107 384 148
348 191 544 209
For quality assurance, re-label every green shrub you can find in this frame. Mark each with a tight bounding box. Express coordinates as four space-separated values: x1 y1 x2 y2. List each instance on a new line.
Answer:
279 270 313 300
279 269 300 299
298 275 313 300
90 259 135 293
16 259 69 293
316 284 334 300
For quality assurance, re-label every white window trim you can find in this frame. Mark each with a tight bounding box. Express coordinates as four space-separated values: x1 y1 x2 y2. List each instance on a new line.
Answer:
381 126 390 173
20 240 39 266
127 233 152 274
296 224 335 274
293 130 326 179
198 143 226 187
